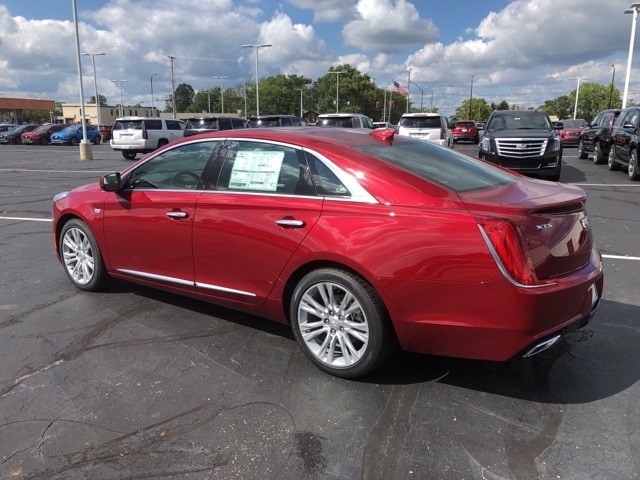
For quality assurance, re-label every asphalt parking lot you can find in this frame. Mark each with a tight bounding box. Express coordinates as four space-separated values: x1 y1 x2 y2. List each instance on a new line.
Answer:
0 141 638 479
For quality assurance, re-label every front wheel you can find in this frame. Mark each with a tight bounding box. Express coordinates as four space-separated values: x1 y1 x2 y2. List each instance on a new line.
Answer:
122 151 137 160
59 219 110 291
629 150 640 180
70 136 79 146
608 147 621 171
290 268 395 378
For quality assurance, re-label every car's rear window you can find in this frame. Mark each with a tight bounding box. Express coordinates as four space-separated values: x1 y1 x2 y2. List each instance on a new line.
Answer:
353 139 514 193
186 119 218 130
455 122 475 127
114 120 143 130
399 117 442 128
317 117 354 128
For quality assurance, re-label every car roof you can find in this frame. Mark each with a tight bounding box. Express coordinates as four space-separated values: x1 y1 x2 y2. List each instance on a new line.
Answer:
401 113 443 117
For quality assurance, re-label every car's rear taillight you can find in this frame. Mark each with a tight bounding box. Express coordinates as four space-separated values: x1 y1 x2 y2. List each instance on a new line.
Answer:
476 216 553 288
142 122 147 139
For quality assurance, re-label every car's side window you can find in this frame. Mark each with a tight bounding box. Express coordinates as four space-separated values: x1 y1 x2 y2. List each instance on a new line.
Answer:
166 120 183 131
216 141 316 196
145 119 162 130
304 152 351 197
125 141 219 191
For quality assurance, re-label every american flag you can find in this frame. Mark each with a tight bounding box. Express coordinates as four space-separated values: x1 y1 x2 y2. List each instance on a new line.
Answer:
393 80 409 97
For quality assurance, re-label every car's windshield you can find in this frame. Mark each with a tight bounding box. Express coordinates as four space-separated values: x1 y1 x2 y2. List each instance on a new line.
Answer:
487 114 552 132
353 138 514 193
62 125 79 132
32 125 49 133
399 117 442 128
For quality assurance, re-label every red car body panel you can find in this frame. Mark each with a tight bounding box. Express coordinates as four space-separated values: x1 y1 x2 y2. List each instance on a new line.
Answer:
52 128 603 363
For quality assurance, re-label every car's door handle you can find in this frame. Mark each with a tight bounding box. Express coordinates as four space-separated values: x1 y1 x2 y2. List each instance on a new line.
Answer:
166 211 189 219
275 219 306 228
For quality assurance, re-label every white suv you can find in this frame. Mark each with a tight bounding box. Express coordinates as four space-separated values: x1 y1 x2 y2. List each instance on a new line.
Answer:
397 113 452 147
110 117 186 160
316 113 374 129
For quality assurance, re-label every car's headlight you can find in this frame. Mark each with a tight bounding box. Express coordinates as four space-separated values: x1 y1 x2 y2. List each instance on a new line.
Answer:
552 136 561 151
53 191 70 203
481 136 491 151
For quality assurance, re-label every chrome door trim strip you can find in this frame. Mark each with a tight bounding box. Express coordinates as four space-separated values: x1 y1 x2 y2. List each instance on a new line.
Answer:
117 269 194 287
195 282 256 297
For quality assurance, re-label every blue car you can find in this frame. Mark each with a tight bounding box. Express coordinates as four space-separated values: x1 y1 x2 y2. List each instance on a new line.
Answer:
50 124 101 145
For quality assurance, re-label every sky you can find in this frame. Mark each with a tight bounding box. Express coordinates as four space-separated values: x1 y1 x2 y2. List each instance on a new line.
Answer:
0 0 638 116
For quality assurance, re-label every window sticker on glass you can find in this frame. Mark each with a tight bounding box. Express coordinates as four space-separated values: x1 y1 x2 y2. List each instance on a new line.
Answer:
229 150 285 191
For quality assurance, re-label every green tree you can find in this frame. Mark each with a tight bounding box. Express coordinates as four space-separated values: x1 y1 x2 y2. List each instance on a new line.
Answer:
455 98 492 121
88 94 107 105
22 110 52 123
259 74 312 116
566 82 621 122
312 65 382 117
165 83 195 113
539 95 572 119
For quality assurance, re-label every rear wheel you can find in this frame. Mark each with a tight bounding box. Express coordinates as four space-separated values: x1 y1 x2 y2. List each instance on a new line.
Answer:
59 219 110 291
629 150 640 180
290 268 395 379
122 151 137 160
593 142 605 165
608 147 621 171
93 135 101 145
157 139 169 149
578 139 588 159
40 136 49 145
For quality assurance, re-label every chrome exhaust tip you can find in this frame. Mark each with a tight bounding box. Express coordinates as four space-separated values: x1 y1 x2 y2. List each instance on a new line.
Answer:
523 335 561 358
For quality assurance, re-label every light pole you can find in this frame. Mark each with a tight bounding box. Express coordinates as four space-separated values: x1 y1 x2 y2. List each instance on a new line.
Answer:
570 77 587 119
328 70 345 113
448 85 453 118
111 80 128 117
406 68 411 113
609 65 616 109
411 82 424 112
72 0 91 160
82 52 105 127
212 76 229 114
168 55 177 118
469 76 474 119
242 44 271 116
623 3 640 108
300 89 305 118
150 73 157 116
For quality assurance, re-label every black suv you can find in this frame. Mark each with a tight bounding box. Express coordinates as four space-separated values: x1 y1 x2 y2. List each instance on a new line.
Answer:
0 124 39 144
478 110 563 181
608 106 640 180
183 116 246 137
247 115 306 127
578 109 622 164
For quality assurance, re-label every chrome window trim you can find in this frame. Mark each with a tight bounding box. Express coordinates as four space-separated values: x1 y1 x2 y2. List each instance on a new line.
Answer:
220 136 379 205
195 282 256 297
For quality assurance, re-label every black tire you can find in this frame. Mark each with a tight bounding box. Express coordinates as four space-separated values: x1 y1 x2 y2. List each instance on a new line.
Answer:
40 136 49 146
122 151 137 160
14 136 22 145
70 136 79 146
59 219 110 291
157 139 169 149
629 150 640 180
608 147 621 171
547 159 562 182
578 139 588 159
93 135 101 145
290 268 395 379
593 142 605 165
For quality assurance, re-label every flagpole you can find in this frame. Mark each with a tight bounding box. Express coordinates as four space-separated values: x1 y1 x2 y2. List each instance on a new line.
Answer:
406 68 411 113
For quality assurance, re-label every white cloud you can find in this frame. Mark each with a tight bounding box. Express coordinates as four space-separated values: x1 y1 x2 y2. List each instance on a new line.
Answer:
343 0 438 54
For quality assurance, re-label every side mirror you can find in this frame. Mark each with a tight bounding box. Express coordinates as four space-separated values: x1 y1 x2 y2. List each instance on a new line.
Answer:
554 122 564 129
100 172 121 192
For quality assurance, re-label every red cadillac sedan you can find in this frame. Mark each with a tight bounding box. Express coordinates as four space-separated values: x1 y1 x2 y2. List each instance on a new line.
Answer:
52 127 603 378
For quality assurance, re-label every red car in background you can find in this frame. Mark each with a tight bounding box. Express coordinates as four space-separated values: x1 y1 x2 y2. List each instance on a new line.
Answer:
452 120 479 144
558 119 588 147
52 128 603 378
21 124 66 145
99 124 113 141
